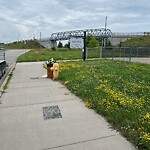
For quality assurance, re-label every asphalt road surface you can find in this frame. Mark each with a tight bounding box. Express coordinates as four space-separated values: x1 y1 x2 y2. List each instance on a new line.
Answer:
0 49 30 87
5 49 29 65
113 57 150 64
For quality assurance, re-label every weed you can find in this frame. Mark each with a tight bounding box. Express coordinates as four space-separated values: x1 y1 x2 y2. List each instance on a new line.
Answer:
3 72 13 91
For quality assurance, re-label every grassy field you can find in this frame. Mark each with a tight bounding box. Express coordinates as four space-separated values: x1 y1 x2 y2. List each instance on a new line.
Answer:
17 48 104 62
120 36 150 47
58 60 150 150
5 40 42 49
17 49 82 62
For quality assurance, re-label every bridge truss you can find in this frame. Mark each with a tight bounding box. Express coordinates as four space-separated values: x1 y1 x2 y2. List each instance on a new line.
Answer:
112 32 150 38
40 28 112 41
39 28 150 43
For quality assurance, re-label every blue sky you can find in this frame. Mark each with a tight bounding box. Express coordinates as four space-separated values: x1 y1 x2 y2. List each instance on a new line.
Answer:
0 0 150 43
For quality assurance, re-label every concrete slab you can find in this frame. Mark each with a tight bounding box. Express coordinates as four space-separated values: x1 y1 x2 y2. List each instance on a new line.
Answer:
0 62 137 150
44 135 135 150
0 81 75 108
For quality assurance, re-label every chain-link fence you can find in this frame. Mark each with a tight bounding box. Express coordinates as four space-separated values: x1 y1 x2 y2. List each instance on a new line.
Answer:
86 47 150 60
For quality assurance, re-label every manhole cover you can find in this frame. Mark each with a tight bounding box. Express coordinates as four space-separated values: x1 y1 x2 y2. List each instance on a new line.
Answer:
42 105 62 120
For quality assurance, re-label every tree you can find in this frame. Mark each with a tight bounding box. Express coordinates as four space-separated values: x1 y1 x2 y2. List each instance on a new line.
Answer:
119 41 123 47
106 39 112 46
86 35 99 48
57 41 63 48
86 35 93 47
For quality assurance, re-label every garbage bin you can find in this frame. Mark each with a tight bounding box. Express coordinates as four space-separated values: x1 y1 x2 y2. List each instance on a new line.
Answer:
53 63 59 80
47 67 53 79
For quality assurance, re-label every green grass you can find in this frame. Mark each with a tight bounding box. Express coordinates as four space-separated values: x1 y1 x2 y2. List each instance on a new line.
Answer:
17 48 83 62
5 39 42 49
3 72 13 91
59 59 150 150
120 36 150 47
17 47 150 63
17 48 106 62
16 47 150 149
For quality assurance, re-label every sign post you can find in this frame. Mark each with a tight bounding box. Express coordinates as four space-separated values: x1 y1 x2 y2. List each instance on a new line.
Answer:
83 31 86 61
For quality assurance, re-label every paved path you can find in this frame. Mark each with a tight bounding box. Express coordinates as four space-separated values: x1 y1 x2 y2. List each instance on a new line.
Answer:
113 57 150 64
0 62 136 150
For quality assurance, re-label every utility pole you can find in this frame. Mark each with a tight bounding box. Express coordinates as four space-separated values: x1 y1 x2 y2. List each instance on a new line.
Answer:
40 32 41 50
105 16 107 31
104 16 107 47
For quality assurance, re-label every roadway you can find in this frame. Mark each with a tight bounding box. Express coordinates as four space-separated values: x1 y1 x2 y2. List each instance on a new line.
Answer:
0 49 30 87
5 49 29 65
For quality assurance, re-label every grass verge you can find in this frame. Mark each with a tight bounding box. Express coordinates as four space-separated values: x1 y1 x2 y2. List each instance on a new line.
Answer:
59 59 150 150
17 48 149 63
17 48 83 62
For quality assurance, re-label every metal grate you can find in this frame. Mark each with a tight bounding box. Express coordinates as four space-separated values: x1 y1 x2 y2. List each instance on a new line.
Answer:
42 105 62 120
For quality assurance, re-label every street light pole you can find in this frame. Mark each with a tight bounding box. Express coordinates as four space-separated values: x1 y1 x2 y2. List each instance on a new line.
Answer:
83 31 86 61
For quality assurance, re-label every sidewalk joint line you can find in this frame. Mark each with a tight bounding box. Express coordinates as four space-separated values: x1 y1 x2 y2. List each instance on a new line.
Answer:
41 134 119 150
0 99 77 109
9 84 54 89
10 80 45 84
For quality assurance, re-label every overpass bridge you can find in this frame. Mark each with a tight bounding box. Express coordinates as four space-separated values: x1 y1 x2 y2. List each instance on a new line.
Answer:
38 28 112 49
110 32 150 45
38 29 150 49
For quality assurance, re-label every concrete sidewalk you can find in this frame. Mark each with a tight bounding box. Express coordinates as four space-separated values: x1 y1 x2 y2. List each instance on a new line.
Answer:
0 62 136 150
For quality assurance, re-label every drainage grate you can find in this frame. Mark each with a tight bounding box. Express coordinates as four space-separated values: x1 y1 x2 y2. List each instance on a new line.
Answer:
42 105 62 120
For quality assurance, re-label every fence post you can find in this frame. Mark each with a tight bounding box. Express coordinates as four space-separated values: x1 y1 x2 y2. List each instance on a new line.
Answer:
112 48 114 60
120 47 121 58
129 48 131 62
137 48 138 58
100 46 103 58
86 48 88 59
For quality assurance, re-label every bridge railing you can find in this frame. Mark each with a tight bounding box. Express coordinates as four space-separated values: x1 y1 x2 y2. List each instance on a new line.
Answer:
112 32 150 38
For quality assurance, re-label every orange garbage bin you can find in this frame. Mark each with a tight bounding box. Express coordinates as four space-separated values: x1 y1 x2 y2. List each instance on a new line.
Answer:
47 67 53 79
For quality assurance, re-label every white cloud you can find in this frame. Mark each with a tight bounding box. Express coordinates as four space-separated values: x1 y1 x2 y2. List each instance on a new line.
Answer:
0 0 150 43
